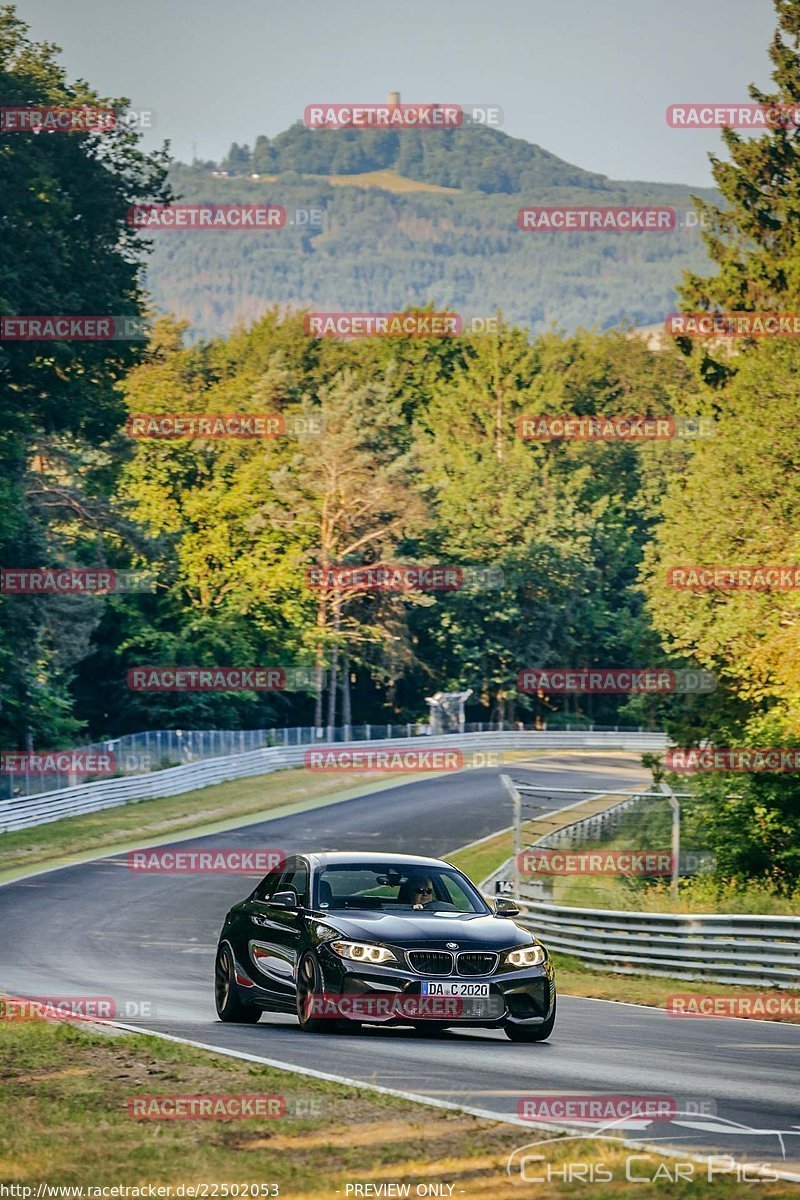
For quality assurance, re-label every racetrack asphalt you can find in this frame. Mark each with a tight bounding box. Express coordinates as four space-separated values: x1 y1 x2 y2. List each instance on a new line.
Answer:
2 753 799 1175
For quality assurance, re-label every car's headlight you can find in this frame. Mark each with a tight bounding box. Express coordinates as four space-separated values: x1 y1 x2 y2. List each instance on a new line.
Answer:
329 940 398 965
502 944 546 968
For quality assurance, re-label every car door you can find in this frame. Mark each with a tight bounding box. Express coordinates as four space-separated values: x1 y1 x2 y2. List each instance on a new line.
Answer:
246 856 309 1005
223 865 283 1003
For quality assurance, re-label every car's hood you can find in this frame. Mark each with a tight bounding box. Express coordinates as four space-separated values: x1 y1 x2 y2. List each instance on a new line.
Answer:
312 908 534 949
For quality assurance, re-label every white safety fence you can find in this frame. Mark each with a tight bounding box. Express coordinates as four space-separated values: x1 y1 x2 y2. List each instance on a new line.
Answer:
0 730 667 834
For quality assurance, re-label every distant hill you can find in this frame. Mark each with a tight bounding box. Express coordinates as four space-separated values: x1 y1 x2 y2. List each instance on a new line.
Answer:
242 121 614 194
142 121 717 342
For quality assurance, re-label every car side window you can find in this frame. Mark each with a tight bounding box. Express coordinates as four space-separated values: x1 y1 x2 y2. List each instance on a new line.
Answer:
253 869 283 902
440 874 477 911
277 858 309 906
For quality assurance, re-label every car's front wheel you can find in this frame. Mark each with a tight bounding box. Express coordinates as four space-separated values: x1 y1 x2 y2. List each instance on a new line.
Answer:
503 998 556 1042
215 944 261 1023
296 951 340 1033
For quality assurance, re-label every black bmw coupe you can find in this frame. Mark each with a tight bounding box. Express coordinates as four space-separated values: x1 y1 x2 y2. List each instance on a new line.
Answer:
214 851 556 1041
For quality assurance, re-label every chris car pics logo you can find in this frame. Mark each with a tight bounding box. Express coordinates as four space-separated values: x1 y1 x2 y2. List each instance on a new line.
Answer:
507 1127 794 1185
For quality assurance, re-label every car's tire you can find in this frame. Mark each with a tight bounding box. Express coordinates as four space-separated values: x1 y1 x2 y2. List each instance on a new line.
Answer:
215 944 262 1023
503 999 556 1043
296 951 340 1033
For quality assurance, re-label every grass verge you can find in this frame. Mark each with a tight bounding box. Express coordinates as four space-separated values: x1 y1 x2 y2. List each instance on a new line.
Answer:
0 768 414 879
1 1019 794 1196
0 749 538 881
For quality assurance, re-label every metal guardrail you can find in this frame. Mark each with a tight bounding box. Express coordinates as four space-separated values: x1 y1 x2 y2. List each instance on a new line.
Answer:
0 730 667 834
514 900 800 989
1 720 655 800
482 784 800 989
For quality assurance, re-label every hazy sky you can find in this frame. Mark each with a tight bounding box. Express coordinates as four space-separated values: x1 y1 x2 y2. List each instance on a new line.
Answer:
16 0 777 185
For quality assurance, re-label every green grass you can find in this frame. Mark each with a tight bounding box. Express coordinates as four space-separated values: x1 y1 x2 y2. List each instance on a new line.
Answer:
0 747 539 881
0 767 409 878
1 1019 796 1196
446 826 513 883
552 871 800 915
446 802 800 917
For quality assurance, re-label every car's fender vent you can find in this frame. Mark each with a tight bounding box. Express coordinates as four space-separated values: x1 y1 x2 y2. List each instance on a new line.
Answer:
457 952 498 976
407 950 454 975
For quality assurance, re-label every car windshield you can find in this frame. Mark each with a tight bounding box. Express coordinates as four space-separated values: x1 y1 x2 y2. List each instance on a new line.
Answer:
314 863 489 913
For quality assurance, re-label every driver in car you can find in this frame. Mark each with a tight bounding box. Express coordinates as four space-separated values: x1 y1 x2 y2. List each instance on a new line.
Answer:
399 875 436 909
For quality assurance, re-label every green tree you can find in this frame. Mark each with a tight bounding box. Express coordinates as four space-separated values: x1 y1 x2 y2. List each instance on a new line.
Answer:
641 338 800 739
681 0 800 315
0 5 170 748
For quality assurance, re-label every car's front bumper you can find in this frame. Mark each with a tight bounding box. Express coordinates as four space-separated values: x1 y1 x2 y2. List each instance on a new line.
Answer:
315 944 556 1027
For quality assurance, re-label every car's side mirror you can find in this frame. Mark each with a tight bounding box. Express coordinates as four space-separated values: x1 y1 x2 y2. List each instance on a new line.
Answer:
271 890 300 910
493 897 520 917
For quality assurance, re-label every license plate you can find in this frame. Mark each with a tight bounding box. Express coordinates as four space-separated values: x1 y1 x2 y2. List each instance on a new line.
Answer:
421 980 490 997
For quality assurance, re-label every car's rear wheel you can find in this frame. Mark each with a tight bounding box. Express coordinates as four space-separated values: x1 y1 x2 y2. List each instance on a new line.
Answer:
215 944 261 1023
503 999 556 1042
296 951 340 1033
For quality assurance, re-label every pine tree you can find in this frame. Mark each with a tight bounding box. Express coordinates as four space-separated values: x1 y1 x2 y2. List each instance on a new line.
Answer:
680 0 800 312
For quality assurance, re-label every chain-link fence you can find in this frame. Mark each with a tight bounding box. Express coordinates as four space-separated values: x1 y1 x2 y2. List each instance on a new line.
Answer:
502 781 700 908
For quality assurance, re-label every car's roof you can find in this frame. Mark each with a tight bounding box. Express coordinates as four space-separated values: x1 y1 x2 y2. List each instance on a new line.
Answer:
303 851 451 870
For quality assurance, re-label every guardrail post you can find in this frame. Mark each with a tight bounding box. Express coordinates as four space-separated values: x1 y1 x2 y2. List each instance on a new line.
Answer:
500 773 521 903
660 781 681 903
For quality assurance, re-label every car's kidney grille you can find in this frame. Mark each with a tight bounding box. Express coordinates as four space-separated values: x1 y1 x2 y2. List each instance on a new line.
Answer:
407 950 454 975
457 952 498 976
